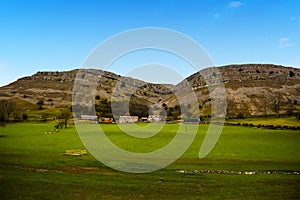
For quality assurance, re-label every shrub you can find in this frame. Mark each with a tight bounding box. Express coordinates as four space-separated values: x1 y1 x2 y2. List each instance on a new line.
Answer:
36 100 44 110
237 113 244 119
95 95 100 100
22 114 28 120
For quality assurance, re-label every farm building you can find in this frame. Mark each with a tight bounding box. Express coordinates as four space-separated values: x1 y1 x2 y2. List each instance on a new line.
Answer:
119 116 139 123
99 117 114 123
80 115 98 121
178 119 184 124
148 115 161 122
184 118 200 124
141 117 148 122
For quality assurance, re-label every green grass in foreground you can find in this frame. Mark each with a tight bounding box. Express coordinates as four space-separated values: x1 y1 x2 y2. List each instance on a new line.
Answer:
0 123 300 199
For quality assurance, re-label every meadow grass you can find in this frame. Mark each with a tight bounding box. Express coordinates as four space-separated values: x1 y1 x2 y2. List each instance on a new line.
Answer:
227 116 300 126
0 123 300 199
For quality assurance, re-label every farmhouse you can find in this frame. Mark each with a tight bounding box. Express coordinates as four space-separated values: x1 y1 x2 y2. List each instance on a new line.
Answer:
148 115 161 122
119 116 138 123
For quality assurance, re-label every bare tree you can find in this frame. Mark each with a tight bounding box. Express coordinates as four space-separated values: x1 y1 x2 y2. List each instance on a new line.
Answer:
0 99 16 122
263 96 267 116
272 95 283 118
286 98 295 116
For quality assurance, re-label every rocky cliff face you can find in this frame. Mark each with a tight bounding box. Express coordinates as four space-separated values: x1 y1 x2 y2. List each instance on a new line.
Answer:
0 64 299 117
0 69 173 107
184 64 300 117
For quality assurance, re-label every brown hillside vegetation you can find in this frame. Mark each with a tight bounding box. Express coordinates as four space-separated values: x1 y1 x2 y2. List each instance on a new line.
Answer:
0 64 299 118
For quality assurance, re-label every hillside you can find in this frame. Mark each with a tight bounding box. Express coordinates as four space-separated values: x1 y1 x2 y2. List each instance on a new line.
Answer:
0 69 173 108
185 64 300 117
0 64 300 118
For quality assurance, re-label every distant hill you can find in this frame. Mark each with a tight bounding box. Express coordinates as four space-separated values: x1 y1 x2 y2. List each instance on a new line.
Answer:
184 64 300 117
0 64 299 118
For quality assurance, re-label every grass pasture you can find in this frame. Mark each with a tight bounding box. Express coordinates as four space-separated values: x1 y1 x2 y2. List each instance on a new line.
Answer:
0 123 300 199
226 116 300 127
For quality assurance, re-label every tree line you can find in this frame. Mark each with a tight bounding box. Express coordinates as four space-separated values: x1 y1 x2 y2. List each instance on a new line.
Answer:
0 100 27 125
72 96 183 121
0 99 72 127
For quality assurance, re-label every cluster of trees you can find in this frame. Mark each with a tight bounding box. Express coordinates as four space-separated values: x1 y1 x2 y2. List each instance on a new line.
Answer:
162 103 181 120
58 107 72 128
2 94 299 128
226 96 299 119
95 98 113 118
92 96 151 118
0 100 28 126
73 96 185 120
266 97 298 118
0 99 72 128
94 97 184 120
94 97 149 118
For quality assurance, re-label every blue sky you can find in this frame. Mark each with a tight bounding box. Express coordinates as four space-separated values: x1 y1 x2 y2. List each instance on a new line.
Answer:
0 0 300 85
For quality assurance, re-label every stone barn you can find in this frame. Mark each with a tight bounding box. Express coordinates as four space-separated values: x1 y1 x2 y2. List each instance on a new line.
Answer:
119 116 138 123
148 115 161 122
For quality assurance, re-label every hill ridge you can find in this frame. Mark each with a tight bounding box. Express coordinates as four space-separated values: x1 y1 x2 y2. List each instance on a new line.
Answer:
0 64 299 118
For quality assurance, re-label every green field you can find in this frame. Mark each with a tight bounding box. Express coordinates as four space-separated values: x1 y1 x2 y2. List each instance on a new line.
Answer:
1 123 300 199
226 116 300 127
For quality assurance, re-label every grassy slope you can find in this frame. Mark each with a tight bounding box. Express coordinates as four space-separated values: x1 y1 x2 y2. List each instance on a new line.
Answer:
227 116 300 127
0 123 300 199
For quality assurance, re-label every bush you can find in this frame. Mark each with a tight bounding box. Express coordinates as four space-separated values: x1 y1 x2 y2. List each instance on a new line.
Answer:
95 95 100 100
276 125 282 129
22 114 28 120
237 113 244 119
37 100 44 110
266 125 274 129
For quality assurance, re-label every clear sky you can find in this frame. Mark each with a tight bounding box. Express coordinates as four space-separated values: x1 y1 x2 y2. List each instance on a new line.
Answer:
0 0 300 86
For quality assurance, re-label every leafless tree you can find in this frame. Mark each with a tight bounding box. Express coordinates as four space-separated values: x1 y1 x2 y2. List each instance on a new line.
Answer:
0 99 16 123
